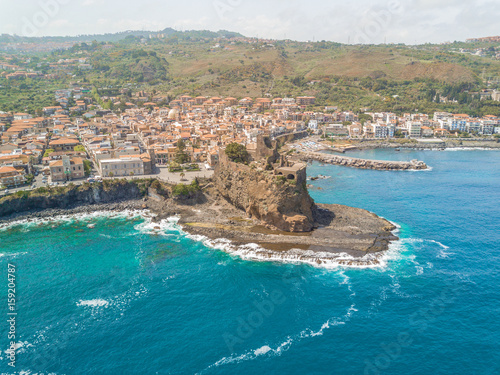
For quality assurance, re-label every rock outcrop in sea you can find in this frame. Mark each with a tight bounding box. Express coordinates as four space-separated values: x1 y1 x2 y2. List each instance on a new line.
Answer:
214 136 314 232
0 134 399 261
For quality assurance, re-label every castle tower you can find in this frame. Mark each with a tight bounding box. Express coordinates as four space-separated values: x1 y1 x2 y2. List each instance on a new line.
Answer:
62 155 71 181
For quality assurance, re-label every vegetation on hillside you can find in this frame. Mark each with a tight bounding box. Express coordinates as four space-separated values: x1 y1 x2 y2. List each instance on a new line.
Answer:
172 179 201 197
225 143 249 164
1 35 500 116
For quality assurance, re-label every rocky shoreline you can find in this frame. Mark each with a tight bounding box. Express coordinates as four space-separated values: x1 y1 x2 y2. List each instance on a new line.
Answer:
0 136 404 267
0 186 399 266
176 202 398 262
0 200 147 225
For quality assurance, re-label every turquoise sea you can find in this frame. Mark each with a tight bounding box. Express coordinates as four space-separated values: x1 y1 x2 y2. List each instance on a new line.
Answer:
1 149 499 375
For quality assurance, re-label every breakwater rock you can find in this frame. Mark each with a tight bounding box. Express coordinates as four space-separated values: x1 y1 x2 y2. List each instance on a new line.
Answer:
298 151 428 170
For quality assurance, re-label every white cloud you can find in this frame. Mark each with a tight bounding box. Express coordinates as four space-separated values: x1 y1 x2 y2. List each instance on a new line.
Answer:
173 17 213 31
49 19 70 28
0 0 498 43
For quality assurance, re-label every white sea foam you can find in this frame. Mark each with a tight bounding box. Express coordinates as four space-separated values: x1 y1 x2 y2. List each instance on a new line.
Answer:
133 215 181 236
389 274 412 298
77 299 109 307
338 270 356 297
132 215 404 270
76 284 148 317
4 341 31 355
197 304 357 374
109 284 149 312
195 234 400 270
444 147 498 151
0 209 148 232
428 240 454 259
2 209 404 271
0 251 27 258
254 345 272 356
429 239 449 249
400 237 453 261
200 336 295 371
1 205 407 270
437 249 453 259
408 165 433 172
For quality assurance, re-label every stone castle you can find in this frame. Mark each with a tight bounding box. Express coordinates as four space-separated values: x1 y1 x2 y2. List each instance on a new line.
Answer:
214 133 314 232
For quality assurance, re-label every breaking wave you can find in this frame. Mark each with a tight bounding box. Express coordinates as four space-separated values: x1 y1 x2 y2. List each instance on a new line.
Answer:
197 304 357 374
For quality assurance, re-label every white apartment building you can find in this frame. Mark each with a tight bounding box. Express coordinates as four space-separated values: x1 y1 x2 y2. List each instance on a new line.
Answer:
406 121 422 138
99 157 145 177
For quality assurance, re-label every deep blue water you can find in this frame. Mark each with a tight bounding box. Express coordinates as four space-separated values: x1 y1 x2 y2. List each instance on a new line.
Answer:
1 149 499 375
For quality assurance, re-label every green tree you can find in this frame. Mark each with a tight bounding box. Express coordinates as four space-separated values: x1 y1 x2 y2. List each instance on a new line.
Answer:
74 145 86 152
176 139 186 151
174 139 190 164
172 179 201 197
225 143 249 164
83 160 92 176
358 113 373 124
43 149 55 157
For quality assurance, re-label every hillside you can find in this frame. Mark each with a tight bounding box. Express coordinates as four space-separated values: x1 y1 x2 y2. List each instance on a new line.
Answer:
1 33 500 115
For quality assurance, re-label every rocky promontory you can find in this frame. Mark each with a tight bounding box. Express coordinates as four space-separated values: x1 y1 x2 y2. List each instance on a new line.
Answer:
0 136 401 263
213 146 314 232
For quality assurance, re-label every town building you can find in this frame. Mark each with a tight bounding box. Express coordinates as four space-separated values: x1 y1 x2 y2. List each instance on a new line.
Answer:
49 156 84 181
0 166 26 187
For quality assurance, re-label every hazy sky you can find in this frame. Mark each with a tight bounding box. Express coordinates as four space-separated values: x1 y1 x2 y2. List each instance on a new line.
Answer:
1 0 499 44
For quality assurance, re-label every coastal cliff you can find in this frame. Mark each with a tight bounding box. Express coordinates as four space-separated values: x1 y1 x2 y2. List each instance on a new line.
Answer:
0 179 148 218
0 138 400 262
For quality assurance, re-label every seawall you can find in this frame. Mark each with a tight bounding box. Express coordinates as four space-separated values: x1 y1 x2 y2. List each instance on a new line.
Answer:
298 151 428 170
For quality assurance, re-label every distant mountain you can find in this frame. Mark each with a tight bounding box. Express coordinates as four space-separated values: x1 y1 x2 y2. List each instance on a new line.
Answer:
0 29 244 44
